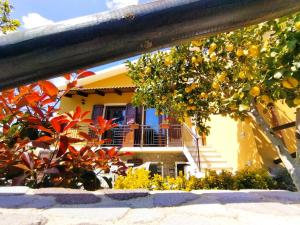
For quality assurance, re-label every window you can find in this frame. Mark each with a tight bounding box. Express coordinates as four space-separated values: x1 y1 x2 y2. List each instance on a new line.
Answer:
175 162 189 177
105 106 126 125
149 162 163 177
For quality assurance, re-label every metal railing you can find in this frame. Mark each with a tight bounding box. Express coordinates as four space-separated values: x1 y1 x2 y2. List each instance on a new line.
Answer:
70 124 183 148
181 124 201 169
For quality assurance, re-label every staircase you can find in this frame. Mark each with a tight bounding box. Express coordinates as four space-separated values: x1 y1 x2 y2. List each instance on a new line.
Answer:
182 124 232 176
197 146 232 172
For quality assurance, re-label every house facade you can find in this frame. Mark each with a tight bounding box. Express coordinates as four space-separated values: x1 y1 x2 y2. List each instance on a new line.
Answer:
60 64 297 178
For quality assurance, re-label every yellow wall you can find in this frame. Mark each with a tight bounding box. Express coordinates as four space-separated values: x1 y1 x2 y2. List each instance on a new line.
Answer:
206 115 239 171
85 73 134 88
206 104 297 171
60 93 134 117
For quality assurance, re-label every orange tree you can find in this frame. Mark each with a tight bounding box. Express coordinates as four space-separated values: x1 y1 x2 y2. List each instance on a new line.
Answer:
0 0 20 33
128 12 300 190
0 71 129 190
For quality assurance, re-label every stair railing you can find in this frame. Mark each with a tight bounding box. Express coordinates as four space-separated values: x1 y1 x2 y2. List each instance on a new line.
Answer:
182 124 201 169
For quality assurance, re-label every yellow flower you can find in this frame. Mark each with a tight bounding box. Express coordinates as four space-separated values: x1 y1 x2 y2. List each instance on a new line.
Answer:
199 92 208 99
248 45 259 57
260 95 271 104
164 56 173 66
236 48 243 57
225 43 234 52
210 53 217 62
145 67 152 74
191 40 202 47
238 71 246 79
209 43 217 51
282 77 299 89
212 81 220 90
295 21 300 31
293 97 300 106
249 86 260 97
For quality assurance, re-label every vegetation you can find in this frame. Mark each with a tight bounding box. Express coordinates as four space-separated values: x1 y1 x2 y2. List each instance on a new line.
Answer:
127 12 300 190
114 167 294 191
0 0 20 33
0 71 129 190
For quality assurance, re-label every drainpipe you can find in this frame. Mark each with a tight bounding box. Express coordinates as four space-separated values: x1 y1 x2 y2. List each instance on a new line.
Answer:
0 0 299 90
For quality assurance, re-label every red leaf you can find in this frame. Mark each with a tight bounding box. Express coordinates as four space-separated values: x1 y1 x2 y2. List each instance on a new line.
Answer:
26 116 41 124
32 106 45 118
63 121 78 132
77 70 95 79
39 80 59 97
25 92 41 105
78 132 91 140
57 136 68 157
82 119 93 124
67 137 84 143
50 115 67 133
73 106 81 120
13 164 30 171
41 98 56 106
35 136 53 143
21 152 34 170
64 73 71 80
68 145 79 156
107 147 117 158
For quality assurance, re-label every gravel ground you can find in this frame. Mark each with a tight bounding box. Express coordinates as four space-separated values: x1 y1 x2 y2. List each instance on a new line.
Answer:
0 187 300 225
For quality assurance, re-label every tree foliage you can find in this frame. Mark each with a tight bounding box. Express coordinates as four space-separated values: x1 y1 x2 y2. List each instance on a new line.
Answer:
0 0 20 33
0 71 129 190
128 12 300 134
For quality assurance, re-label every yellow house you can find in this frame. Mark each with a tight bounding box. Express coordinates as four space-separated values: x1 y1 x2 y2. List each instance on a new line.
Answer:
60 64 297 178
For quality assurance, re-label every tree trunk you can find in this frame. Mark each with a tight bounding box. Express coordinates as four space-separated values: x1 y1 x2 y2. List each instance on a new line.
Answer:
296 108 300 165
248 105 300 191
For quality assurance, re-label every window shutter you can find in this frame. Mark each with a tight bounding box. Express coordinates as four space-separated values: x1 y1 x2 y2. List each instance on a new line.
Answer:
91 104 104 124
135 106 143 124
125 104 136 125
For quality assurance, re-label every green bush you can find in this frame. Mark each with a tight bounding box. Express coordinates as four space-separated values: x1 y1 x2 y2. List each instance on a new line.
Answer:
271 167 297 192
200 170 235 190
234 167 276 189
114 167 289 191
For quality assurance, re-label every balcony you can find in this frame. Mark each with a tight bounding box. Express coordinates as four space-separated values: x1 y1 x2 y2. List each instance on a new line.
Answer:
70 124 183 148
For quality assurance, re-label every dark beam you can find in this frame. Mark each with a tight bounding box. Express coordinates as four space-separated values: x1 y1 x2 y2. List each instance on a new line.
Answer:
65 93 73 98
95 90 105 96
77 91 88 97
0 0 299 90
114 89 122 96
274 152 296 164
272 121 296 132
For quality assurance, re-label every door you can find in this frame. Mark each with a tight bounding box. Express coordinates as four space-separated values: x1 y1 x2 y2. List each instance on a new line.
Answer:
144 108 165 146
104 106 126 146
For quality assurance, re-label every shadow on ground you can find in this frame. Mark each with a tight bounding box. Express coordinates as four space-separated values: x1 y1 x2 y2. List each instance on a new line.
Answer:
0 188 300 209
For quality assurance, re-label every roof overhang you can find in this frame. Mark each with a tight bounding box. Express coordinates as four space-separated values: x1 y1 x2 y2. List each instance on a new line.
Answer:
64 86 136 98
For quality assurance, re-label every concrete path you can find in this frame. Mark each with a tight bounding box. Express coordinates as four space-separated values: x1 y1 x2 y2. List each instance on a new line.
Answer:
0 187 300 225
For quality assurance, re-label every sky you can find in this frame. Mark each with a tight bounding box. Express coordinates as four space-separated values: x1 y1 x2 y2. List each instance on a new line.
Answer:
9 0 153 85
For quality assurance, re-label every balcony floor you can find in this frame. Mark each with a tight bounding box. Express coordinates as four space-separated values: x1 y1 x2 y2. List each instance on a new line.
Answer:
119 146 184 152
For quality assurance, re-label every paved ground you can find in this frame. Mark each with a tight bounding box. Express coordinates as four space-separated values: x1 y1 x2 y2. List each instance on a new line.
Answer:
1 187 300 225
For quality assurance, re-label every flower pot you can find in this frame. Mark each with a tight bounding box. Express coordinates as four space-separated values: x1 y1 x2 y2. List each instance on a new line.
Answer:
129 123 139 129
160 123 170 129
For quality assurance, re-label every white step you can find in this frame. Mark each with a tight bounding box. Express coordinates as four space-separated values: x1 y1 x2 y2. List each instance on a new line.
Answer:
200 162 232 170
200 157 227 163
199 152 223 157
